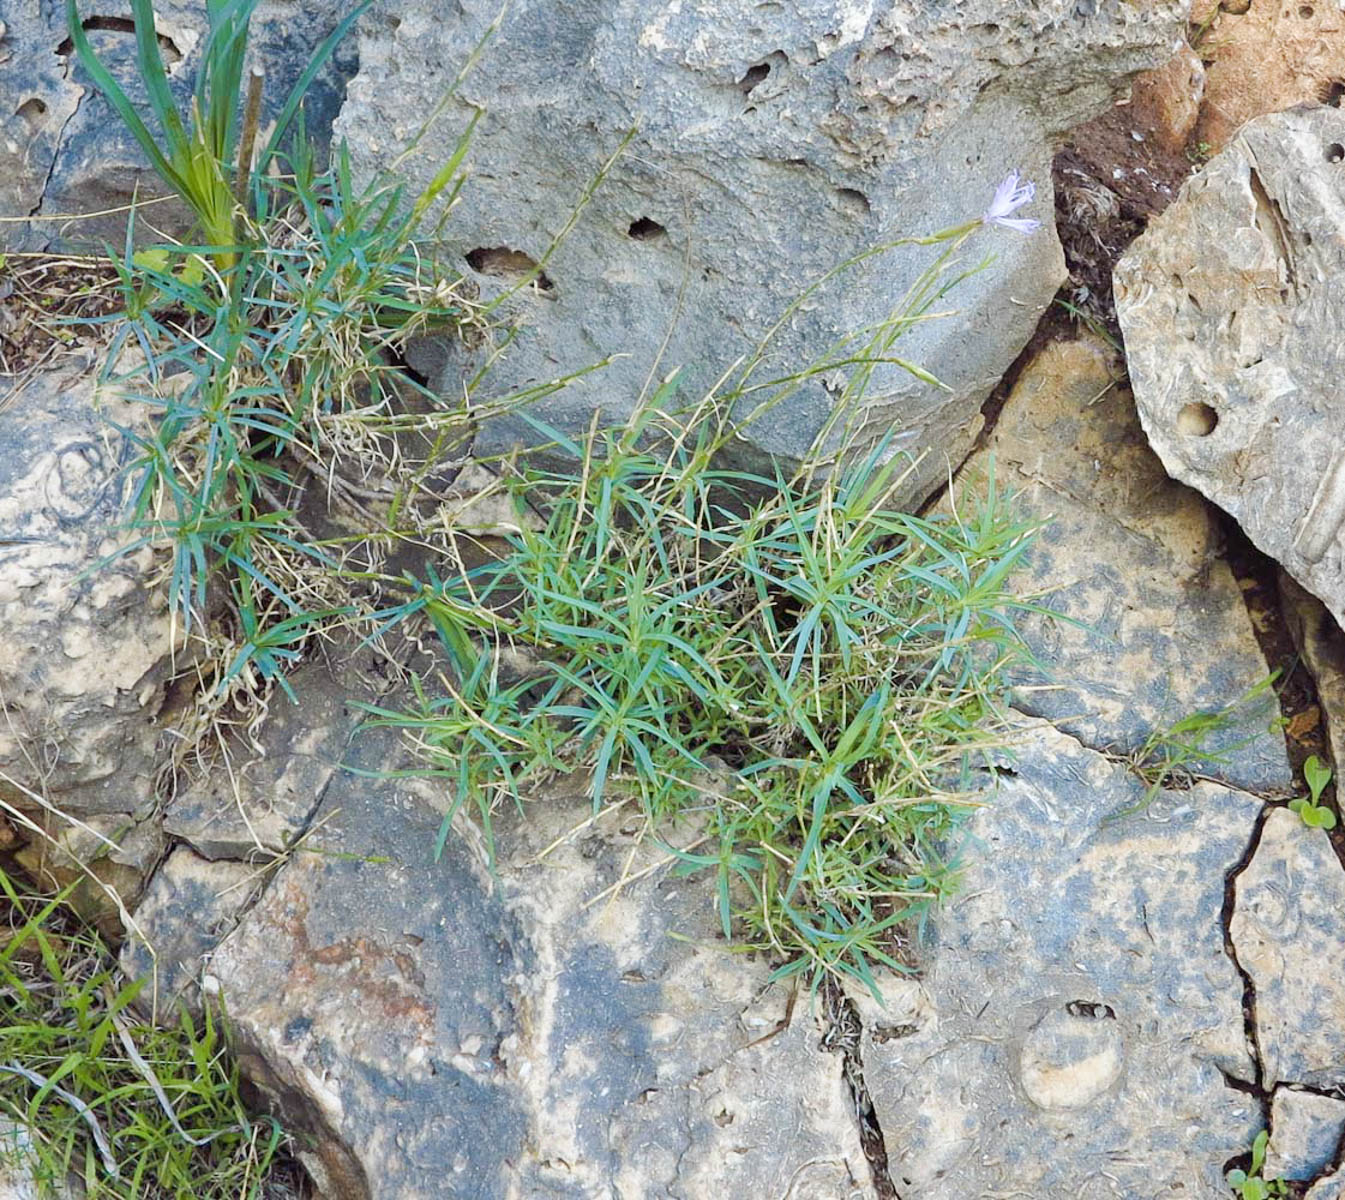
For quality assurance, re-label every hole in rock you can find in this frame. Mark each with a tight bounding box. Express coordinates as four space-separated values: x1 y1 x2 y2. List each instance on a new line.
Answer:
56 15 181 63
464 246 554 292
1328 143 1345 164
1176 401 1219 436
15 97 47 124
627 216 666 240
1299 3 1314 15
835 186 871 216
738 62 771 94
1066 1000 1116 1020
1323 81 1345 107
1219 0 1252 12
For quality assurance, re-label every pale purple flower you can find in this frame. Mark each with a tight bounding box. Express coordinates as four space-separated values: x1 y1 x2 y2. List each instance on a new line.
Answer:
983 170 1040 234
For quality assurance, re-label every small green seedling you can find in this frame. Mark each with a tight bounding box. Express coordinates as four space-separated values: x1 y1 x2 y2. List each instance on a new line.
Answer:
1288 753 1337 830
1226 1130 1288 1199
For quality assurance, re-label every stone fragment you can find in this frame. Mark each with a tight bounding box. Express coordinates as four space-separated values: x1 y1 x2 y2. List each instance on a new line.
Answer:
864 720 1263 1197
162 657 365 861
1310 1164 1345 1200
1231 807 1345 1091
336 0 1186 505
953 334 1288 791
1125 44 1206 156
208 723 866 1198
119 848 258 1015
1266 1087 1345 1182
1281 572 1345 776
1115 107 1345 630
13 812 163 938
0 365 173 818
1189 0 1345 155
0 1121 81 1200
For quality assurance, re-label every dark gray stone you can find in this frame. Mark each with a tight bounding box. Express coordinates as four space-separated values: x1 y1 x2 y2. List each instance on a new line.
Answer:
162 656 365 861
207 722 866 1198
336 0 1185 504
119 847 258 1014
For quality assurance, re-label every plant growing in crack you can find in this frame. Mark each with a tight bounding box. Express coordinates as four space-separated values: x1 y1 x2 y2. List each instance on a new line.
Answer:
1288 753 1337 830
1227 1130 1288 1200
1105 673 1280 822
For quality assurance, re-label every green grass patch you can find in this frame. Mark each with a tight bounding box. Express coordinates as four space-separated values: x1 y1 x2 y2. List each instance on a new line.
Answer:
363 398 1043 995
0 868 295 1198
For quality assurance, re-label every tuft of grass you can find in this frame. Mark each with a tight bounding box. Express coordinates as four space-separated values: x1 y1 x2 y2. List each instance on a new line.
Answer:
0 868 295 1198
363 393 1044 996
65 0 372 268
1107 673 1281 822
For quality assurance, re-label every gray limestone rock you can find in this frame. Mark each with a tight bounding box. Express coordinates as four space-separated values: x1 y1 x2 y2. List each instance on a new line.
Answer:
119 847 259 1015
862 719 1263 1197
205 723 867 1198
0 0 359 252
950 334 1288 792
1115 106 1345 630
0 1122 81 1200
0 364 172 819
1231 807 1345 1092
1266 1087 1345 1182
336 0 1184 504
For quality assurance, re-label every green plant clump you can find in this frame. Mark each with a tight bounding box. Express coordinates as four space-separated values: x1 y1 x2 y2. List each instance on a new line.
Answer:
365 400 1042 993
0 870 292 1197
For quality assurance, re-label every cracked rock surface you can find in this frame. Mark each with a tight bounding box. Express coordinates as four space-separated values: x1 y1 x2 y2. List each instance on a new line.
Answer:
956 333 1286 790
861 719 1263 1196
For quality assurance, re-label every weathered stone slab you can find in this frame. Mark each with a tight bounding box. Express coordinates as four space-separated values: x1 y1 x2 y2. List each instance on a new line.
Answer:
1115 107 1345 630
953 334 1289 792
1231 807 1345 1092
208 724 867 1198
863 719 1262 1197
1267 1087 1345 1182
0 364 172 818
336 0 1185 504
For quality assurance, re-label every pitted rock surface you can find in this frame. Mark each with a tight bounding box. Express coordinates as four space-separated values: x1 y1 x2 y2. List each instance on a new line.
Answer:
0 364 171 818
864 719 1262 1196
1231 807 1345 1092
335 0 1185 504
1115 107 1345 629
